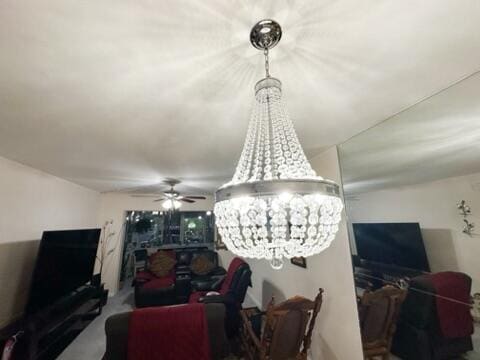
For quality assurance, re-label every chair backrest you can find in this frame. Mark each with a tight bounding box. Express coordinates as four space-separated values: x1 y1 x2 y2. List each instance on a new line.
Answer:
220 258 252 305
176 249 218 267
191 250 219 267
359 285 407 349
262 288 324 360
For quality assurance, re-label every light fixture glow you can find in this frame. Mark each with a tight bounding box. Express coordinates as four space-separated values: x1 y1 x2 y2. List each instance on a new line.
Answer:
162 199 182 210
214 19 343 270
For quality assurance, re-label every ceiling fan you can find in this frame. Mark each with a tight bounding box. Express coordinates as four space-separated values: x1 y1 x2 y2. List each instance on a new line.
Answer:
153 179 206 210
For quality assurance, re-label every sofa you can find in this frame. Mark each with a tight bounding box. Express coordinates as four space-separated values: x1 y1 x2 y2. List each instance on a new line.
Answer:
134 248 226 307
391 272 474 360
103 303 229 360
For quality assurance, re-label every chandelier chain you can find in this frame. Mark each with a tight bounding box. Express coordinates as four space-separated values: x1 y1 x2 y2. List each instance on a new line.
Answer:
264 47 270 78
266 91 276 178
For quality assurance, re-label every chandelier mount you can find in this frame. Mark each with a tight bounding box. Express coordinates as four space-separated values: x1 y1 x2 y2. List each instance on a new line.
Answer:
249 19 282 51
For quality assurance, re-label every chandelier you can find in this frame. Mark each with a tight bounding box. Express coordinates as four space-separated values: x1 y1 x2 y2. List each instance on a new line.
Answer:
214 20 343 269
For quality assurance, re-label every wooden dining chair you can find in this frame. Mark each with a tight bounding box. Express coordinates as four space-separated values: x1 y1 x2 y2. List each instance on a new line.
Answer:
358 285 407 360
240 288 323 360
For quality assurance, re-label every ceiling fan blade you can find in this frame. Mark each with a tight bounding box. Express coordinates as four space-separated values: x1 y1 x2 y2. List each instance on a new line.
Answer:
130 194 162 198
184 196 207 200
180 198 195 203
153 198 166 202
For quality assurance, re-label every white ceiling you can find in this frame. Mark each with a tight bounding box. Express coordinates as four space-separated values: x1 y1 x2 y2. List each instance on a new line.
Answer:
1 0 480 193
339 71 480 195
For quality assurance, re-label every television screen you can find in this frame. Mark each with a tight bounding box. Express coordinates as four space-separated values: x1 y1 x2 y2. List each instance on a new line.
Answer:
26 229 101 314
353 223 430 272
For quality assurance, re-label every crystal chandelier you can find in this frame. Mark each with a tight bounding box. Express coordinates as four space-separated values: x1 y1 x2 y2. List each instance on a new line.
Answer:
214 20 343 269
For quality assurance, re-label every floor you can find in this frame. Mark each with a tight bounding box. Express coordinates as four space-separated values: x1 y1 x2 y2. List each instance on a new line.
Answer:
59 286 480 360
57 285 134 360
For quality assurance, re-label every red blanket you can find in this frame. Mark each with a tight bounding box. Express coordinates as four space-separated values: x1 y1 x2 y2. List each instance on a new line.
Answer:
220 257 245 293
127 304 211 360
429 272 473 339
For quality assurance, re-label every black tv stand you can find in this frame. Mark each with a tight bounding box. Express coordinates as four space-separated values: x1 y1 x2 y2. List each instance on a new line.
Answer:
0 284 108 360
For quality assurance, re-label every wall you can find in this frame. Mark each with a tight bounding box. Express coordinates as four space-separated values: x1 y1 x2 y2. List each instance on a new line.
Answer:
0 156 99 327
346 171 480 293
97 192 214 295
218 146 363 360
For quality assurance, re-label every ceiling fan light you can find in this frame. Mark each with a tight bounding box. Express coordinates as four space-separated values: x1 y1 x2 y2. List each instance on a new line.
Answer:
162 199 182 210
162 200 173 210
173 200 182 209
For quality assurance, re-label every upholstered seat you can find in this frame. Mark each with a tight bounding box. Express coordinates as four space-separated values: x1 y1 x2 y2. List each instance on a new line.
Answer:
103 304 230 360
189 257 251 305
134 250 177 307
189 257 252 338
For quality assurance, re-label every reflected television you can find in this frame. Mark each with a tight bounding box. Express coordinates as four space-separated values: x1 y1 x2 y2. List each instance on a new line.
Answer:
353 222 430 272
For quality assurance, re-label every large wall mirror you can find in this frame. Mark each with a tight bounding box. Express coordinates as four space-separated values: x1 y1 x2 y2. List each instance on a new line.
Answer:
338 72 479 359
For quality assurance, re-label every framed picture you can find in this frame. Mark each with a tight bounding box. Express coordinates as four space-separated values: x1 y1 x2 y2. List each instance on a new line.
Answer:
291 256 307 268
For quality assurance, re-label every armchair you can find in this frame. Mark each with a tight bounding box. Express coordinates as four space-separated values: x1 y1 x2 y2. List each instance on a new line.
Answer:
189 257 252 337
134 250 177 307
189 257 252 305
391 272 474 360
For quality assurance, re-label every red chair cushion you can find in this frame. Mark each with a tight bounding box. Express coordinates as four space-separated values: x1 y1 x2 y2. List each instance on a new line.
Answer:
135 271 156 282
143 275 175 290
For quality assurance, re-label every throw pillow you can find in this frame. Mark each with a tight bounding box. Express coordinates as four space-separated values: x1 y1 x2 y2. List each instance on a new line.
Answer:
149 251 176 278
191 254 215 276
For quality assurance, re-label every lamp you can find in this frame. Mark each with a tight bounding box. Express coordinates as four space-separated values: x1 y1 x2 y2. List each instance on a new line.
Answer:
214 20 343 269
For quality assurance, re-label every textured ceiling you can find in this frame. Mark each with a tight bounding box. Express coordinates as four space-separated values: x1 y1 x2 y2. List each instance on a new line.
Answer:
1 0 480 193
339 71 480 195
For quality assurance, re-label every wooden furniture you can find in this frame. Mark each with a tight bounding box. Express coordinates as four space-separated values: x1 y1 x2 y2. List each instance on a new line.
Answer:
0 284 107 360
358 285 407 360
240 288 323 360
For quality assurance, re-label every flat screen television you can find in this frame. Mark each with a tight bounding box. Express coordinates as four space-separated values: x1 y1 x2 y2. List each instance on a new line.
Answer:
26 228 101 314
353 222 430 272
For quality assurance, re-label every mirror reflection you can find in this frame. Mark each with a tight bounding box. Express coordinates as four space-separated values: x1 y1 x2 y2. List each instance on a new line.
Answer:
339 72 480 360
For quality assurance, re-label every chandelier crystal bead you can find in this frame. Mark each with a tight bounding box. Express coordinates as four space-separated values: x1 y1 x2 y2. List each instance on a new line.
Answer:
214 20 343 269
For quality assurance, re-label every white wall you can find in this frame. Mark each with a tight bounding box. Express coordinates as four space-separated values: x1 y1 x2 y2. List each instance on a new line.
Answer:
0 156 99 327
218 147 363 360
97 192 214 295
346 171 480 293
